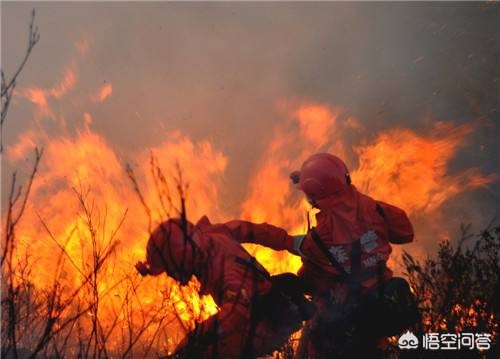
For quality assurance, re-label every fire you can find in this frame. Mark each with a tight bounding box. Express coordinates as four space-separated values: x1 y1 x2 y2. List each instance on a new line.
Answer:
18 64 78 117
240 103 345 275
1 16 496 354
352 121 496 214
6 126 225 354
351 121 497 273
239 106 497 277
91 83 113 103
430 302 498 335
4 55 497 355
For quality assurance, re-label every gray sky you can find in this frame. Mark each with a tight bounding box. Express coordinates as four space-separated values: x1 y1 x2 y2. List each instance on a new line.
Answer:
2 2 499 242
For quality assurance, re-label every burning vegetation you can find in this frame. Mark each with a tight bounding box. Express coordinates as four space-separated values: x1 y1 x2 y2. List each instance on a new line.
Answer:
397 224 500 358
2 9 499 359
3 102 498 358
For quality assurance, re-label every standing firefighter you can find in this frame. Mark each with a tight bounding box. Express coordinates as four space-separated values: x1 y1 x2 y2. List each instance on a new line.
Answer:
237 153 419 358
135 216 313 359
291 153 420 358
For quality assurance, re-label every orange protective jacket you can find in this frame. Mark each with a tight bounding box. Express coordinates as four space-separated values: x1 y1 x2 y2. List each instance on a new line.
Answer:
172 216 292 358
233 186 414 295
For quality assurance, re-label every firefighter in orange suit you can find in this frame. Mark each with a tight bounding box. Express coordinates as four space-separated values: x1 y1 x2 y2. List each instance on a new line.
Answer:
288 153 414 292
233 153 417 357
135 216 311 359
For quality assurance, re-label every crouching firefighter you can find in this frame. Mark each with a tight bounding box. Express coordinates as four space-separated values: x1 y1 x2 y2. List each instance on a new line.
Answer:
135 216 314 359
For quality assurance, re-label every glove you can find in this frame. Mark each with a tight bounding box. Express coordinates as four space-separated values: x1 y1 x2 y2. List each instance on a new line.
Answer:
292 234 307 257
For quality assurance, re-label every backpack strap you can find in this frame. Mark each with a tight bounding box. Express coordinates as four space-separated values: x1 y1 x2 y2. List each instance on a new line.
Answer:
351 240 362 275
376 203 386 219
309 228 349 278
234 255 271 281
309 227 382 285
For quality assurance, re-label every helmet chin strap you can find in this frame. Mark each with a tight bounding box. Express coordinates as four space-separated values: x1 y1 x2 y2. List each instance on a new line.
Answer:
345 172 352 185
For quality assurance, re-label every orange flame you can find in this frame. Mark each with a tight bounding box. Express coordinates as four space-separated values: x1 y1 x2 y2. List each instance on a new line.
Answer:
91 83 113 103
352 121 495 214
19 64 77 115
240 103 345 274
7 127 226 354
5 68 498 356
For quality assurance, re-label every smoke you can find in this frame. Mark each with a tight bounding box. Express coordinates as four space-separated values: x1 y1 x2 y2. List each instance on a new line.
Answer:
2 2 499 248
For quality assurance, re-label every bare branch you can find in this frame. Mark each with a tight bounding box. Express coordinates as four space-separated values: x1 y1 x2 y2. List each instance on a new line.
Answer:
2 147 43 266
1 9 40 152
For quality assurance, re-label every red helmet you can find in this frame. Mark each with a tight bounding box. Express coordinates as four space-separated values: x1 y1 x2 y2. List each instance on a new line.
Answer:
290 153 351 200
145 218 197 284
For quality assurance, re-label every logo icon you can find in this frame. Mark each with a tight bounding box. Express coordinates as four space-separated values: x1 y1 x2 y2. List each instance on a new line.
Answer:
398 330 419 349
